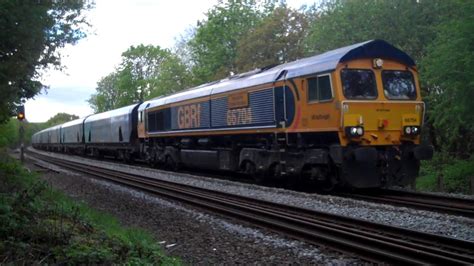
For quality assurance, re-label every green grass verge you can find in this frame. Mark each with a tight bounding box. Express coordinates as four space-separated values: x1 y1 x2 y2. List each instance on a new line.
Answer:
417 153 474 194
0 150 180 264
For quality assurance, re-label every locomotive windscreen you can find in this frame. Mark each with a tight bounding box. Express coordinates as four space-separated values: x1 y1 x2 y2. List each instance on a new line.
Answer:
341 69 377 99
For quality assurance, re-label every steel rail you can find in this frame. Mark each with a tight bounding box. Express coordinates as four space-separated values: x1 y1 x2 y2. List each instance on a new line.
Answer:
29 152 474 264
341 189 474 218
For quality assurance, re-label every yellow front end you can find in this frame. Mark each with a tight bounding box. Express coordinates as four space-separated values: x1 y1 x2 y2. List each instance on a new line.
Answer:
334 58 424 147
340 101 424 146
327 58 433 188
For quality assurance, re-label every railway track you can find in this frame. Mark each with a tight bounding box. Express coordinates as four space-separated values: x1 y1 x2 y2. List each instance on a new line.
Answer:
29 148 474 217
28 151 474 264
79 150 474 218
341 189 474 218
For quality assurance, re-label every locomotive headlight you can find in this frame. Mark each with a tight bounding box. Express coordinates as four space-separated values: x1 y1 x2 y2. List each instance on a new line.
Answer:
373 58 384 69
403 126 420 136
404 126 412 135
346 126 364 137
350 127 358 135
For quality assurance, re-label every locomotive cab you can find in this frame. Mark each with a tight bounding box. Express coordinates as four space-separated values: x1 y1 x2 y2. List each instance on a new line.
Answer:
333 57 433 188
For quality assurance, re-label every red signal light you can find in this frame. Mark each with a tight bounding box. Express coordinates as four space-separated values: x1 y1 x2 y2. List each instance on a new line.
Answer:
17 106 25 121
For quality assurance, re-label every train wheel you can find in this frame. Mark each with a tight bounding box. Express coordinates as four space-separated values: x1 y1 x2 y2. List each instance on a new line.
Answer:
93 149 103 160
320 175 336 192
147 152 157 168
243 161 256 175
124 152 134 164
165 155 179 171
302 164 335 192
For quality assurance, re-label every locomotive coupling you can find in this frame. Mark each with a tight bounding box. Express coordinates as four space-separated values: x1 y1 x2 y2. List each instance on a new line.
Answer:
346 147 378 163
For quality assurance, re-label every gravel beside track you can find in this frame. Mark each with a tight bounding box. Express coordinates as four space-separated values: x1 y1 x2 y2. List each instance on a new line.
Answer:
28 148 474 244
24 150 360 264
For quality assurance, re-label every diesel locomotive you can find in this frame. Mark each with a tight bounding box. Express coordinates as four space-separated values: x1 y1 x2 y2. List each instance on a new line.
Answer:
32 40 433 190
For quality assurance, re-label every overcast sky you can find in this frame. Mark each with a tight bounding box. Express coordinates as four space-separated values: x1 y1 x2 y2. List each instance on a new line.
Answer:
25 0 312 122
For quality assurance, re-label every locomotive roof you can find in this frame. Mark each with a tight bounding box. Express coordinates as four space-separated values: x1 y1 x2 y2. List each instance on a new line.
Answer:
143 39 415 109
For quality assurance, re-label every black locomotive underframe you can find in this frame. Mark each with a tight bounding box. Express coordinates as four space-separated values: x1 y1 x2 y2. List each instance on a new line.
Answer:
337 143 433 188
143 132 432 189
33 132 432 189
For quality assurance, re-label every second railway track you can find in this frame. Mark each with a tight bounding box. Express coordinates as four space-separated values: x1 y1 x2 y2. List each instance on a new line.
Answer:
29 151 474 264
340 189 474 218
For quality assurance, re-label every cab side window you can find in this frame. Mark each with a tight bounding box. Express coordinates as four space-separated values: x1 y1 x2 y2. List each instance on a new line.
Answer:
308 78 318 101
308 74 333 102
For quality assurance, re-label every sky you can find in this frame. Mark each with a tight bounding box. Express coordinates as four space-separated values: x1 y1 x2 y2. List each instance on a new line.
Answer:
25 0 313 122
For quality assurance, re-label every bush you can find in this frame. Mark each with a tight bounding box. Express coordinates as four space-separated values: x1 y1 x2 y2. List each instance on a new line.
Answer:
417 152 474 194
0 150 180 264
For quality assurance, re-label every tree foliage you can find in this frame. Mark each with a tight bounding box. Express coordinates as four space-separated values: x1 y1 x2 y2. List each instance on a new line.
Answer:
235 6 309 72
421 0 474 156
88 45 190 113
44 113 79 127
0 0 91 123
0 119 43 147
0 119 19 147
187 0 271 83
304 0 448 61
0 112 77 148
87 73 121 114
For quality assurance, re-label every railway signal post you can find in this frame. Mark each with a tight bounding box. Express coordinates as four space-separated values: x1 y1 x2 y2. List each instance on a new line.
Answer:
17 105 25 163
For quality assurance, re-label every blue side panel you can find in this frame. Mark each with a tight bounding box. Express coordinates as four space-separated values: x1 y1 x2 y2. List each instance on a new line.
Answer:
210 97 227 127
285 86 296 126
170 106 179 130
170 106 178 130
274 87 285 126
200 101 211 128
211 88 275 129
250 89 275 125
273 86 296 127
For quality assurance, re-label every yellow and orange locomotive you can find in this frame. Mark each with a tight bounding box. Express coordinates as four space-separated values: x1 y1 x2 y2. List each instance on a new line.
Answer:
33 40 433 189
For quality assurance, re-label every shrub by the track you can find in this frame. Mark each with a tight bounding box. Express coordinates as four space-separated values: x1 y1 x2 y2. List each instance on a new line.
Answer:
0 150 180 265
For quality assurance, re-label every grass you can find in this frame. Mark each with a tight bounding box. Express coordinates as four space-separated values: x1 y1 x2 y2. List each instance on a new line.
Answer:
417 153 474 194
0 149 180 264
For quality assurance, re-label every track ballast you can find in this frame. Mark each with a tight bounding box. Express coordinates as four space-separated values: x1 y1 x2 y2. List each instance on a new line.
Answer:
29 151 474 265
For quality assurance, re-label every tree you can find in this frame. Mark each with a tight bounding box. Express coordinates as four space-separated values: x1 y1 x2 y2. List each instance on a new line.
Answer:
0 119 18 147
0 118 45 148
119 45 170 101
88 45 191 113
421 0 474 157
187 0 271 84
303 0 448 62
235 6 309 72
44 113 79 127
149 54 192 99
0 0 92 123
87 73 121 113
